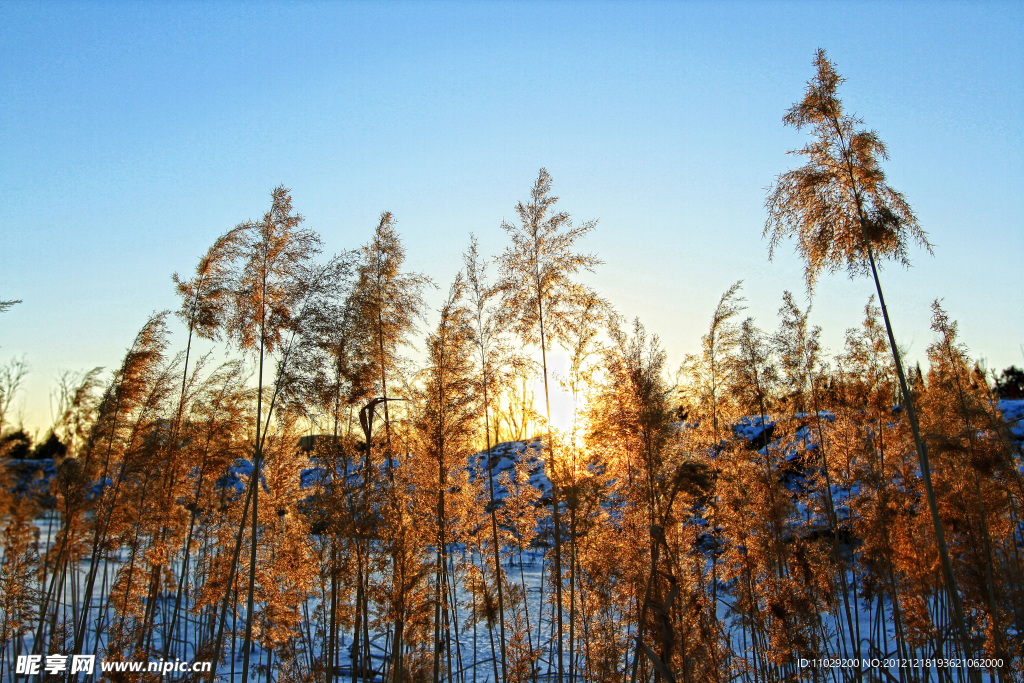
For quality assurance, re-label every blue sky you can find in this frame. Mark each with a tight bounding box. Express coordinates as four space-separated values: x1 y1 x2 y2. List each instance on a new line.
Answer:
1 1 1022 432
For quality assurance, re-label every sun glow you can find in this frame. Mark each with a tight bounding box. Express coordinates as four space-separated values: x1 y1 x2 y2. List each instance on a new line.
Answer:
518 348 586 434
540 382 579 434
527 351 600 460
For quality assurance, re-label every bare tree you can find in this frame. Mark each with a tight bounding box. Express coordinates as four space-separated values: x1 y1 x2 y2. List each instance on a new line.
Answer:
50 368 103 460
0 357 28 435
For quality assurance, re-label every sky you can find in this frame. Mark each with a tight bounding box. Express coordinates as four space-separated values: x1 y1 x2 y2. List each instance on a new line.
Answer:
1 1 1022 435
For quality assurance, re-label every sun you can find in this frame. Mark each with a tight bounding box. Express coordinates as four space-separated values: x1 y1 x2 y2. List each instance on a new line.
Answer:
529 378 594 459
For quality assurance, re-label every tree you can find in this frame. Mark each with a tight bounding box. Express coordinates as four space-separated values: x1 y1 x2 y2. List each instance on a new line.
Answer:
0 357 28 435
50 368 103 460
0 429 31 460
994 366 1024 399
764 49 975 670
496 168 601 683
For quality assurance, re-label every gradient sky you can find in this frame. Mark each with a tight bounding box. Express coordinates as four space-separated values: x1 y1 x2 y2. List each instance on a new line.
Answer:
1 1 1022 434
